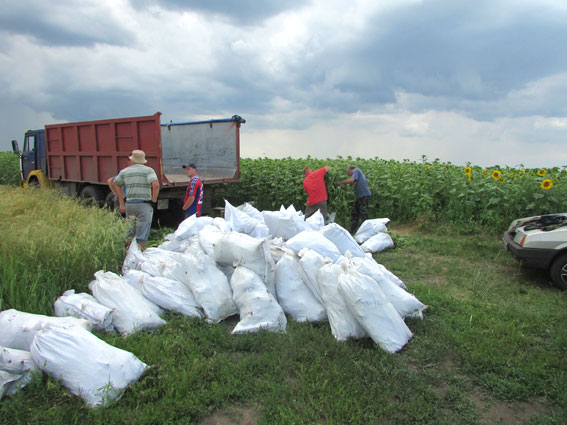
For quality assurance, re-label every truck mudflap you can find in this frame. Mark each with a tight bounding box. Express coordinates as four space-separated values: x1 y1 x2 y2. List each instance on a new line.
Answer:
23 170 52 189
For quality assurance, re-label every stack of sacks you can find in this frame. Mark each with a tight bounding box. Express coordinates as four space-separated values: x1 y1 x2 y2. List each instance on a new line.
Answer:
0 346 40 400
0 309 147 406
353 218 394 253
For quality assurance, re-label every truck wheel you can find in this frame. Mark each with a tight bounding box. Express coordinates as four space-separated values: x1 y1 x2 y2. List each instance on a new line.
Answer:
549 253 567 290
79 185 105 207
104 191 117 210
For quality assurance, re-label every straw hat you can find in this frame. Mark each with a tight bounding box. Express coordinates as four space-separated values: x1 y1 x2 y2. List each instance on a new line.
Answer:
129 150 147 164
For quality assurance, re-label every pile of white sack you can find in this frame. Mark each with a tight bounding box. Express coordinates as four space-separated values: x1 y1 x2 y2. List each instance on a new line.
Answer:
0 200 425 407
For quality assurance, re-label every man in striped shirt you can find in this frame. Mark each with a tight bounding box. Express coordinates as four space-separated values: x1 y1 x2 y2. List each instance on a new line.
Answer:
108 150 160 249
182 163 203 217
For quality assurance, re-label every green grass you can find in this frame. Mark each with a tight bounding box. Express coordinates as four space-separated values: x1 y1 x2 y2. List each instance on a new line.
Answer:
1 189 566 424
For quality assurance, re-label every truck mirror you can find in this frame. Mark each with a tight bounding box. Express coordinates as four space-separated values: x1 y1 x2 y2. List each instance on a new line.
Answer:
11 140 20 155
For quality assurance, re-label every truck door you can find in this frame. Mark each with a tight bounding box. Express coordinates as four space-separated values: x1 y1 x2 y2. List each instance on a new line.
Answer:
21 133 37 181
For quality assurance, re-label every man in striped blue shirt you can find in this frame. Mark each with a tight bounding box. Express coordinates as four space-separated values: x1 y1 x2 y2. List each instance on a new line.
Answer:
108 150 160 249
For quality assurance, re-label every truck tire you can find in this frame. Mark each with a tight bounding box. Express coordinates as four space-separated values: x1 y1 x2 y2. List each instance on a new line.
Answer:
549 253 567 290
79 185 105 207
28 177 40 188
104 191 117 210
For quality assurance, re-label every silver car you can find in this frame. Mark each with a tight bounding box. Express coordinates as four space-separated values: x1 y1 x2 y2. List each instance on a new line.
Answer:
503 213 567 289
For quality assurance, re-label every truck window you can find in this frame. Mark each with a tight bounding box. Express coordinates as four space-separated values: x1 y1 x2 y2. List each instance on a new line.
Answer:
24 135 36 152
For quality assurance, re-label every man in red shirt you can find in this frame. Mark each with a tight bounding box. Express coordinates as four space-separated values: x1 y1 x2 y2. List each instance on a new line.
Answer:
303 165 331 220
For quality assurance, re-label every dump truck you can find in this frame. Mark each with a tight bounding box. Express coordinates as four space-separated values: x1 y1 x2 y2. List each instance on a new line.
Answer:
11 112 245 223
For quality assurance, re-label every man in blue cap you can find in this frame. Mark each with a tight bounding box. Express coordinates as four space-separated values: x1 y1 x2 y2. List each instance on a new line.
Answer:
337 165 371 234
182 163 203 217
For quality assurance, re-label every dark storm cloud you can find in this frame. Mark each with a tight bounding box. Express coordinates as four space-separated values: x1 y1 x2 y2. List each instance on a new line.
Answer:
256 0 567 120
130 0 309 25
0 0 135 46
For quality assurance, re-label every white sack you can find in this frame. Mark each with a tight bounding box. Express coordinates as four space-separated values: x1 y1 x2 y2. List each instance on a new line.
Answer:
305 210 325 231
353 218 390 244
297 248 326 305
173 215 214 240
141 249 191 285
183 245 238 323
122 269 147 291
0 309 91 351
121 239 145 274
262 210 297 240
89 271 166 335
237 202 264 222
213 232 276 295
224 200 260 235
338 269 412 353
275 254 327 322
248 222 271 239
198 224 224 258
0 346 40 397
269 237 296 264
340 255 407 290
54 290 115 332
230 266 287 334
30 325 147 407
361 233 394 253
213 217 233 233
285 231 341 262
157 238 191 253
317 263 366 341
0 370 20 400
320 223 366 258
345 257 425 319
124 270 203 318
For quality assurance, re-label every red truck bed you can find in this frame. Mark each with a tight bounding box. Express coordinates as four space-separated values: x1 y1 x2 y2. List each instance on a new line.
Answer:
45 112 243 186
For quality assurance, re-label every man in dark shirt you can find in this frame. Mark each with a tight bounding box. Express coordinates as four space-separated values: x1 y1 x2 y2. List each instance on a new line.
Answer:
337 166 371 234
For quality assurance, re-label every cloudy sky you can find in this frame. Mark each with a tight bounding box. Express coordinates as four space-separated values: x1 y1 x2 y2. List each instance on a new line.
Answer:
1 0 566 167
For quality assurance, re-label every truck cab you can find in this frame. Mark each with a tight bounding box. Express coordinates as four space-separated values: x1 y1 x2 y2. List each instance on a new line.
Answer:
12 129 48 187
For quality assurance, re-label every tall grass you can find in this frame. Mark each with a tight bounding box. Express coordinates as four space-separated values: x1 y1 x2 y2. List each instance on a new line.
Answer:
0 186 128 314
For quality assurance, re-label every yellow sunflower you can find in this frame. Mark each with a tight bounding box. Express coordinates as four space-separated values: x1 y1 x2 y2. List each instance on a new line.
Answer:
425 164 432 170
541 179 553 190
491 170 502 180
482 169 488 177
509 173 515 179
464 167 472 175
538 168 547 177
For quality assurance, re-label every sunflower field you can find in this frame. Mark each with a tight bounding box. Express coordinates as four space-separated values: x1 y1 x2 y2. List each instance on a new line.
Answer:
215 156 567 233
